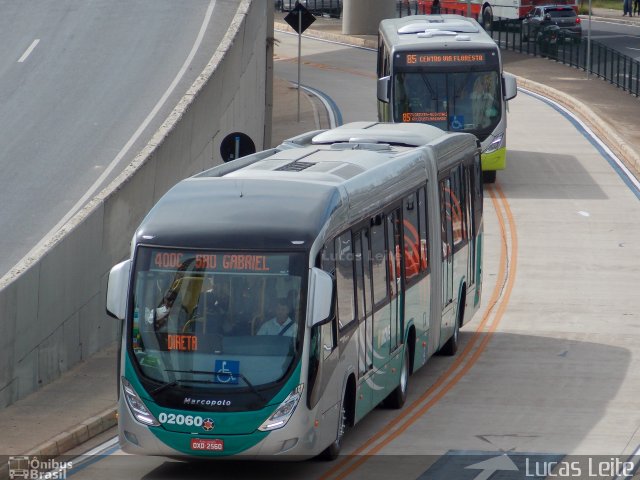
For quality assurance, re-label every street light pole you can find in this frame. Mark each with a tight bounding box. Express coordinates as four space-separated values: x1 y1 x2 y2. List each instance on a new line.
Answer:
586 0 592 79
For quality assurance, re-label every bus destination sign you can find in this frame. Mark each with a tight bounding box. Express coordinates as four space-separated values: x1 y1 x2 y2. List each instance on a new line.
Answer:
400 52 488 67
150 250 291 274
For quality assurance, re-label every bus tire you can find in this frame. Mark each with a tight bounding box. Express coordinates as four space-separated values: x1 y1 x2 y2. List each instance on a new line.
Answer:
482 170 497 184
321 383 352 461
384 346 410 409
441 290 465 356
440 315 459 356
482 6 493 31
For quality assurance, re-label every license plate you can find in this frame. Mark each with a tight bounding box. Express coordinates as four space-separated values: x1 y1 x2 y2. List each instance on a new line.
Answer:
191 438 224 451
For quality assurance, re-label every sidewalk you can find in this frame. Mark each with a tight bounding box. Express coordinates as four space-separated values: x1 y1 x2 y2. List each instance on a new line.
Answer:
1 8 639 479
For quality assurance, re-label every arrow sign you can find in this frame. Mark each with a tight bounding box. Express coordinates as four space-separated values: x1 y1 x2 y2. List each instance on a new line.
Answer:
465 455 519 480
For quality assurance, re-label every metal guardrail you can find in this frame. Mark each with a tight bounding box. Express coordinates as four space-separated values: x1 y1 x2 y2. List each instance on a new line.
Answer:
489 19 640 97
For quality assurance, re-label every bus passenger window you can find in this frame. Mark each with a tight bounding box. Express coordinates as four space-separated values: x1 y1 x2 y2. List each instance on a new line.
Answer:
403 193 420 281
335 232 356 329
371 220 388 305
440 179 453 259
418 187 429 271
451 168 464 248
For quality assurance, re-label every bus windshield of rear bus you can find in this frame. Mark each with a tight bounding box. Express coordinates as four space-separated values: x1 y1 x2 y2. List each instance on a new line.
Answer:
393 69 501 137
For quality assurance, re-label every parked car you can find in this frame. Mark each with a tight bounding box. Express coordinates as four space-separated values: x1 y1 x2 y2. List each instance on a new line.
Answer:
522 5 581 44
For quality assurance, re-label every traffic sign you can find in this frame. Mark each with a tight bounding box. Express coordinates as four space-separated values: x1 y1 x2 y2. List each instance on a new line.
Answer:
219 132 256 163
284 3 316 34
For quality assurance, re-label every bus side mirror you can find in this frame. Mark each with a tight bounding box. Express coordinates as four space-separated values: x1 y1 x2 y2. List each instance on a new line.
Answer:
308 267 333 328
377 76 391 104
503 73 517 101
106 260 131 320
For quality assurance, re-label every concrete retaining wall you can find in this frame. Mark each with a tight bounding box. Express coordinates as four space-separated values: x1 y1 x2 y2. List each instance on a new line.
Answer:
0 0 273 409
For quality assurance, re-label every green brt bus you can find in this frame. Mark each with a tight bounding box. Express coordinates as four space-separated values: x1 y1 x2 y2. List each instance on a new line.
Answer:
377 15 518 183
106 121 484 459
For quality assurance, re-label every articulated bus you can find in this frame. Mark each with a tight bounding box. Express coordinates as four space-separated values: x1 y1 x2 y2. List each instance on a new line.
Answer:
106 121 484 459
377 15 518 183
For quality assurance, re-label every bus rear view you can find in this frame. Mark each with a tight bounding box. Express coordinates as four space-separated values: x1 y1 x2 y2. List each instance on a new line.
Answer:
377 15 517 183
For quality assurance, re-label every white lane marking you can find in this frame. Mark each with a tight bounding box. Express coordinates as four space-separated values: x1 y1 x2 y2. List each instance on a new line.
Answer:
18 39 40 62
2 0 216 283
578 211 590 217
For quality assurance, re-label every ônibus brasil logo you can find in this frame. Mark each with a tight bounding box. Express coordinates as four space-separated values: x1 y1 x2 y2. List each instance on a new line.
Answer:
8 456 73 479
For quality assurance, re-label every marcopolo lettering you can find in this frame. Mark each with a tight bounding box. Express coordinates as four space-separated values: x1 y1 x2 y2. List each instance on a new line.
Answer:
184 397 232 407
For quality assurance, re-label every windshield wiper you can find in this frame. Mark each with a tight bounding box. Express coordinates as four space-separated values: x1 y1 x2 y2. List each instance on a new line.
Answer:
150 380 180 395
164 369 267 403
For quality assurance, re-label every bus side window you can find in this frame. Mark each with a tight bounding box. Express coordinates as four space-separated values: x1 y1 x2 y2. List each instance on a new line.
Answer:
440 178 453 259
371 218 388 306
451 167 464 250
418 187 429 272
320 242 337 358
336 232 356 330
403 192 420 282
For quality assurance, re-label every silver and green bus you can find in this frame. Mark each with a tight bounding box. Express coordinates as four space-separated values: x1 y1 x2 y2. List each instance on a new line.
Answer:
377 15 518 183
106 121 484 459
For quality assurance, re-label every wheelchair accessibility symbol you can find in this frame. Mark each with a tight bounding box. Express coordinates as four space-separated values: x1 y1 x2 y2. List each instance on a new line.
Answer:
450 115 464 130
214 360 240 384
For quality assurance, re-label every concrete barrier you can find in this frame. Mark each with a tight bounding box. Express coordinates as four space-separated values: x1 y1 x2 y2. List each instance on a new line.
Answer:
0 0 273 409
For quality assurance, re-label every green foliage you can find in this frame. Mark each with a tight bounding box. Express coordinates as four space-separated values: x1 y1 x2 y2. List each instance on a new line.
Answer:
577 0 623 13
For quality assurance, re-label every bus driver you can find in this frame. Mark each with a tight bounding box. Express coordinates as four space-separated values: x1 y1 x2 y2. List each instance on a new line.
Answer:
257 298 296 337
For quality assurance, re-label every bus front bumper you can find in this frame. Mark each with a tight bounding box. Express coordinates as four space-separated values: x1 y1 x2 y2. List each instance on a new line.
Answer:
481 146 506 171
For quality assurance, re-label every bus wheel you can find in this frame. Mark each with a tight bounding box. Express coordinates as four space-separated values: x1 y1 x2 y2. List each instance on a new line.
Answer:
482 6 493 31
321 395 347 460
440 317 459 356
385 347 410 409
483 170 497 184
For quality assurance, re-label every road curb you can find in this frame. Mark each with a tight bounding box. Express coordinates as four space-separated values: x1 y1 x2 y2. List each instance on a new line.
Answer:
512 74 640 178
0 407 117 480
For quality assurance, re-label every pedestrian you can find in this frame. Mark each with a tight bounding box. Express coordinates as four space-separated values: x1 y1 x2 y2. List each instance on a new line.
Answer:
634 0 639 15
431 0 441 14
623 0 631 16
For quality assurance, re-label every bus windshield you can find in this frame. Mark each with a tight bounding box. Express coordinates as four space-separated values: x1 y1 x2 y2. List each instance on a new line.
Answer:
130 247 306 390
393 70 501 137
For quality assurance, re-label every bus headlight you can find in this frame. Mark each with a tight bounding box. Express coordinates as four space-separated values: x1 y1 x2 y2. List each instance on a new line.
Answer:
122 377 160 427
258 384 304 431
483 135 504 154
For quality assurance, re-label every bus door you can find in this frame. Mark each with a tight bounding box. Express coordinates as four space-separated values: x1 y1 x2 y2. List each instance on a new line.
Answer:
355 229 374 377
440 178 455 338
354 229 374 415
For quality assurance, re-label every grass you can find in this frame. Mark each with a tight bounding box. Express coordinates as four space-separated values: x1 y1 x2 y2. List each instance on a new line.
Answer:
577 0 622 14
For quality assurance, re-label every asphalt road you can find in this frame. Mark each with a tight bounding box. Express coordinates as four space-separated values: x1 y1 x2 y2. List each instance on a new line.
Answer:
586 17 640 61
0 0 239 277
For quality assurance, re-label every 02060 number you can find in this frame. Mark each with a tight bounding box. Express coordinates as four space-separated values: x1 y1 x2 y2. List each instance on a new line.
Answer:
158 412 204 427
